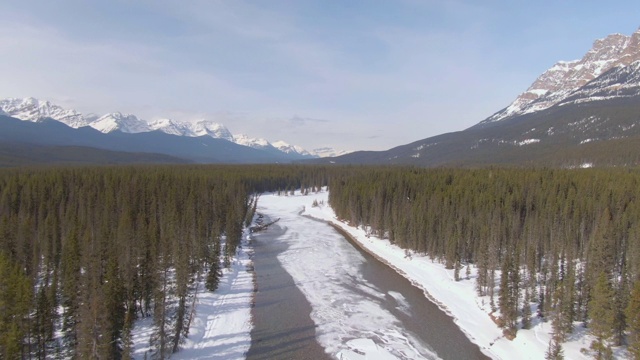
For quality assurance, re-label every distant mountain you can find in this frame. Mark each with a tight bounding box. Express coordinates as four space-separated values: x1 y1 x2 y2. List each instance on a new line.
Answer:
0 143 189 167
0 97 89 128
0 97 333 160
0 114 314 164
311 147 351 158
272 141 313 157
316 27 640 168
234 134 272 149
91 112 151 133
147 118 235 142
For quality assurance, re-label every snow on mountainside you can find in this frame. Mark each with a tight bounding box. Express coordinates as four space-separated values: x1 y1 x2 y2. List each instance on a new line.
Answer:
483 28 640 124
233 134 272 149
147 118 234 141
189 121 234 141
0 97 89 128
272 140 313 157
559 60 640 105
147 118 192 136
90 112 151 133
311 147 351 158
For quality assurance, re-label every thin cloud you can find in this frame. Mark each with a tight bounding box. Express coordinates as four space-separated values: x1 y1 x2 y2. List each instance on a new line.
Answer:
289 116 330 126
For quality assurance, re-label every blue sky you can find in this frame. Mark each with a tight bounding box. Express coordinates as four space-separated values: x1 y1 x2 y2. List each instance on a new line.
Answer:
1 1 640 151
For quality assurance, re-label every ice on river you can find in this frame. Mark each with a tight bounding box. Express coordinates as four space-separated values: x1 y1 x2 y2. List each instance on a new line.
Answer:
257 192 439 360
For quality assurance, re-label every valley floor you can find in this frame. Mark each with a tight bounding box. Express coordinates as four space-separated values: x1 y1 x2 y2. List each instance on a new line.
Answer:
132 189 628 359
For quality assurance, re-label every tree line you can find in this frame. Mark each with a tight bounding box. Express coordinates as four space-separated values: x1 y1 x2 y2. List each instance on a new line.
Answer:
0 164 329 359
328 167 640 359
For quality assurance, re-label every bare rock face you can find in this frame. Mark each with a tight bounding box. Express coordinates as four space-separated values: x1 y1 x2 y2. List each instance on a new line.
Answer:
483 28 640 124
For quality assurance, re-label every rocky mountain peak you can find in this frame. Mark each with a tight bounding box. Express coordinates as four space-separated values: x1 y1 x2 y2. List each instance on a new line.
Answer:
483 27 640 124
91 112 150 133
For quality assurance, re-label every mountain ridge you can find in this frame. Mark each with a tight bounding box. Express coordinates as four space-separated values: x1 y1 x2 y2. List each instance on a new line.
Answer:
0 97 346 159
480 27 640 125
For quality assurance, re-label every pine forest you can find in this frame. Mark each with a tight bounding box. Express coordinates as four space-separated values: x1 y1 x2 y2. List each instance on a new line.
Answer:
329 167 640 359
0 165 328 359
2 164 640 358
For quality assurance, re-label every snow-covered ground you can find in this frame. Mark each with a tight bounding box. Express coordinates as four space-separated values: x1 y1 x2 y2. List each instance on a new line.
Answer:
131 235 254 360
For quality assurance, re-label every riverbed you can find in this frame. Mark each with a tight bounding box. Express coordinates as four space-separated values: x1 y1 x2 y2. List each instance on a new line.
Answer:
248 193 488 360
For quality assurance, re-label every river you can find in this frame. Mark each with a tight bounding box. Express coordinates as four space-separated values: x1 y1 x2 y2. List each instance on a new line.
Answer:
247 194 489 360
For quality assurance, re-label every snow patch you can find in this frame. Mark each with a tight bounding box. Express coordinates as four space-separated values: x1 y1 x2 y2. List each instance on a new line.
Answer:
517 139 540 146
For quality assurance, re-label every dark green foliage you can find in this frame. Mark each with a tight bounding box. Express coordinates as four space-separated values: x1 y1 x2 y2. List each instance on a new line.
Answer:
545 336 565 360
328 166 640 345
588 272 616 358
0 253 31 359
627 281 640 359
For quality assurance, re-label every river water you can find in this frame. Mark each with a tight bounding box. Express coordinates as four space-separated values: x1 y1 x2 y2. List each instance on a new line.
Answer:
247 196 489 360
246 223 332 360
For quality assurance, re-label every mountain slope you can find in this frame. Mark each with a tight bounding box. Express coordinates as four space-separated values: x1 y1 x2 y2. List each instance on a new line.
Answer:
317 99 640 167
316 27 640 168
482 28 640 124
0 143 190 167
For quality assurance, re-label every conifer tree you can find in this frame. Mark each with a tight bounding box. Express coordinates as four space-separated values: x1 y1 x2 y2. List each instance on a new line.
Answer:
588 272 615 359
626 280 640 359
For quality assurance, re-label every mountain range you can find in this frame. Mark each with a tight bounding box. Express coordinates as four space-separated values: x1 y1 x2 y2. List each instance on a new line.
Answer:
3 28 640 167
0 97 347 161
316 27 640 167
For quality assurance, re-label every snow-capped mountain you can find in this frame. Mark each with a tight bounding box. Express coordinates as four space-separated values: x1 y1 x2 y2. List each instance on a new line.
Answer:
147 118 235 141
0 97 89 128
483 28 640 124
272 141 313 157
147 118 191 136
233 134 272 150
90 112 151 133
188 121 235 141
311 147 351 158
0 97 328 159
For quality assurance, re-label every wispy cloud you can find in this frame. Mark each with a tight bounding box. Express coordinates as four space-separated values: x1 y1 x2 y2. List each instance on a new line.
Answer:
289 116 330 126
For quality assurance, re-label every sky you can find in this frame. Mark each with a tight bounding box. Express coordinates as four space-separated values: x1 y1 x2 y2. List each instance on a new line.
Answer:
1 1 640 152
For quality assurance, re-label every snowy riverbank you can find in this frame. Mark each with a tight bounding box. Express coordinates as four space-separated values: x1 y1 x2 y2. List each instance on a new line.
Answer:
299 189 609 360
131 234 255 359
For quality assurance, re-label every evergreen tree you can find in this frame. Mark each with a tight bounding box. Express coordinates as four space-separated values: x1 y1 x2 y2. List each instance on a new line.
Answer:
626 280 640 359
588 272 615 359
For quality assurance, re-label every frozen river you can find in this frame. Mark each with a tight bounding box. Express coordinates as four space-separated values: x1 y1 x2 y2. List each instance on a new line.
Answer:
247 193 488 360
